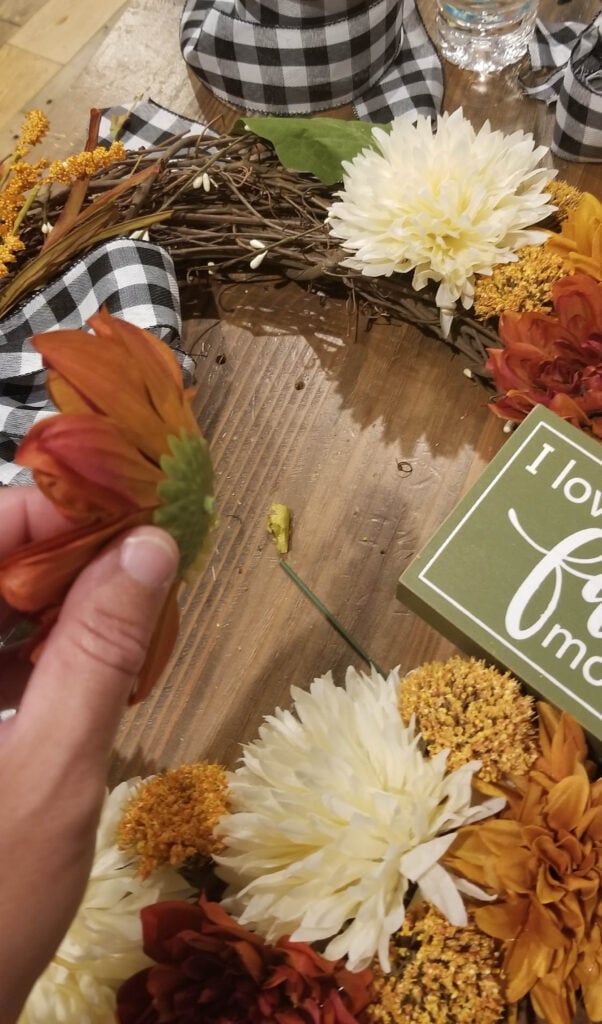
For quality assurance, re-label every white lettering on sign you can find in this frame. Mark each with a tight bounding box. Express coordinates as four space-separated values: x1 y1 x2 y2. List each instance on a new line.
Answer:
525 443 555 476
505 509 602 686
525 443 602 516
583 576 602 638
551 458 576 491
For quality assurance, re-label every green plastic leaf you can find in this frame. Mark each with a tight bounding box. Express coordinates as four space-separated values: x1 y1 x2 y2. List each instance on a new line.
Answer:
155 430 217 580
109 112 131 142
236 116 385 185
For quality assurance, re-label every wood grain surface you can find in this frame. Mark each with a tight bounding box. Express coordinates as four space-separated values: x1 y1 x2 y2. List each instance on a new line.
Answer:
0 0 129 148
0 0 599 783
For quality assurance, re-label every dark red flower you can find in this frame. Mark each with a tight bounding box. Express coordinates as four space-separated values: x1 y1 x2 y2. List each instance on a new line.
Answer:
486 273 602 439
116 895 372 1024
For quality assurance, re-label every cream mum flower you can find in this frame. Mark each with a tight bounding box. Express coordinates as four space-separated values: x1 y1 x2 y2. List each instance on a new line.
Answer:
19 779 194 1024
216 667 504 973
327 108 556 333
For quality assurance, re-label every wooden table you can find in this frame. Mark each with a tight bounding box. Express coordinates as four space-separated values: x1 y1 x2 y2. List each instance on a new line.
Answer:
13 0 599 783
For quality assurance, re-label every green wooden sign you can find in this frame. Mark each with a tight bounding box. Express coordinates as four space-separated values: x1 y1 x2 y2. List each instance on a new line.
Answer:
398 406 602 745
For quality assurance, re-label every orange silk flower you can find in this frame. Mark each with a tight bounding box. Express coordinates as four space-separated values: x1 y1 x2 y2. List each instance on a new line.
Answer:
0 309 215 701
444 704 602 1024
486 273 602 439
546 191 602 282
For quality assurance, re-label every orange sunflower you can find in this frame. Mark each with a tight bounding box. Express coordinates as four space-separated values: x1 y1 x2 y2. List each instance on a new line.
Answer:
444 703 602 1024
0 309 215 701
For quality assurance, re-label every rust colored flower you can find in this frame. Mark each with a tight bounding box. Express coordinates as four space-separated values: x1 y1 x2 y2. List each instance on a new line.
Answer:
546 191 602 281
444 703 602 1024
115 894 372 1024
486 273 602 439
0 309 215 701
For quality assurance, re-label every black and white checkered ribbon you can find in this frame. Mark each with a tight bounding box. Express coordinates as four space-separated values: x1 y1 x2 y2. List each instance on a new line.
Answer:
0 102 200 486
98 100 203 150
180 0 443 124
526 13 602 162
0 238 193 486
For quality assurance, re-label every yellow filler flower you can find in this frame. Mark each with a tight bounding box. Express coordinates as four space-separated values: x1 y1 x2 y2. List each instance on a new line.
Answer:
365 902 506 1024
118 763 229 878
399 656 538 782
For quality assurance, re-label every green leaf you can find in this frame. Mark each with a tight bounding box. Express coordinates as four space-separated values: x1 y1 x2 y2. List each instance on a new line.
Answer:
235 116 384 185
155 430 217 580
109 111 131 142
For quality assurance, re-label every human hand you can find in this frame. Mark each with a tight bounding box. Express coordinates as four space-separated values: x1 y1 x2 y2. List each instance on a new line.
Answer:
0 487 179 1023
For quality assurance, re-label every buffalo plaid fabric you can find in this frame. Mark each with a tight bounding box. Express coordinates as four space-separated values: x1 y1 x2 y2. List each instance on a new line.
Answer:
98 100 202 149
0 237 192 486
180 0 443 124
0 99 203 486
527 13 602 162
1 100 208 487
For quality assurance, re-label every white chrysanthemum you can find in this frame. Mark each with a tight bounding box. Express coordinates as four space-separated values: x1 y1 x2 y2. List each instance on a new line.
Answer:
328 108 556 333
19 779 194 1024
216 667 504 973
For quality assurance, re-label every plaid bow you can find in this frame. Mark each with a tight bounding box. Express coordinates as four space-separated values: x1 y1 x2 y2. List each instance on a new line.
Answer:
527 13 602 162
180 0 443 123
0 102 200 486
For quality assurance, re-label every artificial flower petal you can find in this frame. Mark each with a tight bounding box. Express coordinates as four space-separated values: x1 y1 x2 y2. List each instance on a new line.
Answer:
0 511 144 613
328 108 555 331
18 780 193 1024
447 702 602 1024
18 414 162 517
36 309 198 462
216 666 503 972
487 273 602 437
0 311 215 701
546 775 590 833
115 894 371 1024
547 190 602 281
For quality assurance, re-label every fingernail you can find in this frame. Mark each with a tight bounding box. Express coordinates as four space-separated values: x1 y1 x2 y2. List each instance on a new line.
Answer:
120 529 179 588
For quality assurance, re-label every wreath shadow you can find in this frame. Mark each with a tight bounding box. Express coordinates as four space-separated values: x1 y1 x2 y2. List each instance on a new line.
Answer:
182 280 495 460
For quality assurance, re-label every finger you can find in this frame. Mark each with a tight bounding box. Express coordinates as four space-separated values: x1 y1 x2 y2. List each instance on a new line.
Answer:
13 525 179 778
0 487 69 558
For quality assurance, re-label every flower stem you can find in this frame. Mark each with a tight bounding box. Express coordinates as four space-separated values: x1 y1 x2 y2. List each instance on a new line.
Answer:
279 560 386 677
11 183 40 234
0 149 17 191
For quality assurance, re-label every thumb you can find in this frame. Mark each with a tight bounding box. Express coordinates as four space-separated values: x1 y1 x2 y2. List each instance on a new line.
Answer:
16 525 179 772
